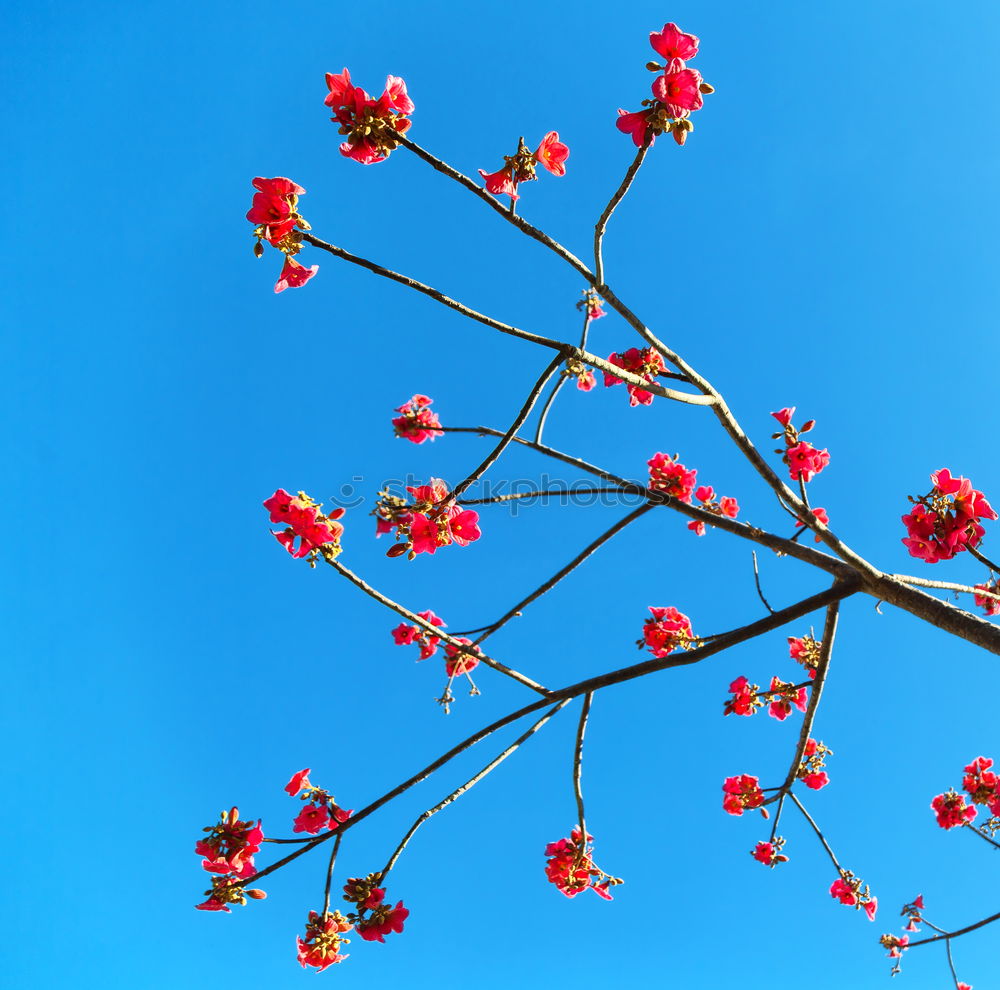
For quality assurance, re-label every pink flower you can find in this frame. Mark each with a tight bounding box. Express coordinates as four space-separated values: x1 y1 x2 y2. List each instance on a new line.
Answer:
246 177 306 245
479 165 519 201
392 394 443 444
577 369 596 391
802 771 830 790
266 490 344 560
719 496 739 518
196 807 264 879
722 774 765 815
297 910 353 970
444 638 482 677
604 347 665 405
767 676 807 721
651 67 705 118
616 108 655 147
326 70 414 164
649 22 700 63
358 901 410 942
293 803 331 834
903 469 996 563
786 441 830 483
535 131 569 176
642 606 695 658
830 877 857 905
448 508 481 546
544 828 619 899
931 790 977 829
723 675 760 716
974 580 1000 616
864 898 879 922
274 255 319 293
963 756 1000 810
751 840 787 866
285 768 311 796
647 453 697 502
771 407 796 427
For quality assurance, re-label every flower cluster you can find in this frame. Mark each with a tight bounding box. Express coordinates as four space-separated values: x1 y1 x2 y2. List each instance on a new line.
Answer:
640 606 696 658
264 489 345 563
196 875 267 912
297 910 353 971
751 836 788 867
723 675 763 717
797 738 831 790
544 828 621 899
788 634 821 680
771 408 830 484
246 177 319 293
391 610 446 660
931 755 1000 829
479 132 569 202
766 676 807 721
285 768 353 835
722 774 766 816
343 875 409 943
688 485 739 536
194 807 266 910
902 468 996 563
196 806 264 880
375 478 481 558
647 452 697 502
564 357 596 391
392 394 443 444
577 288 606 321
974 579 1000 616
829 870 877 921
617 22 713 147
603 346 665 405
325 68 414 164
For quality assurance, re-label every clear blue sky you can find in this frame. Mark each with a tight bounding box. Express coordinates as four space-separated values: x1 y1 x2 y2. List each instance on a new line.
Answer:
5 1 1000 987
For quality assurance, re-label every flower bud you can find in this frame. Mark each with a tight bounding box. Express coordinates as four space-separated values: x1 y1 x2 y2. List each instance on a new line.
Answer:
386 543 409 558
646 61 664 72
253 240 264 259
699 82 715 94
800 419 816 433
246 888 267 899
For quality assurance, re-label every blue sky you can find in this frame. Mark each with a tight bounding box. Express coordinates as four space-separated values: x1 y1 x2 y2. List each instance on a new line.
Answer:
5 1 1000 986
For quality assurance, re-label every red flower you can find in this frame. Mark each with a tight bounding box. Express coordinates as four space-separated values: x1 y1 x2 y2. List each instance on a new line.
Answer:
479 164 519 201
357 901 409 942
325 69 414 164
649 22 700 63
722 774 765 815
963 756 1000 812
771 407 795 427
246 177 306 245
196 875 266 912
293 803 331 834
392 610 446 660
616 108 655 147
751 839 788 867
647 452 697 503
392 394 443 444
802 771 830 790
604 346 665 405
786 441 830 483
297 910 353 970
535 131 569 176
195 807 264 880
974 580 1000 616
767 676 808 721
642 606 695 658
723 675 761 717
931 789 977 829
830 877 856 905
285 768 312 796
444 638 482 677
274 255 319 293
651 66 705 118
544 828 619 899
375 479 482 556
264 489 344 561
903 469 996 563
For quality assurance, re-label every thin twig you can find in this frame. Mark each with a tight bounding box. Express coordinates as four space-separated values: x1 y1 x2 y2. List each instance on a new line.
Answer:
905 909 1000 948
395 133 594 281
458 486 628 505
474 504 656 644
321 831 343 918
594 138 651 286
788 790 842 872
239 582 862 886
573 693 593 842
945 937 960 988
891 574 1000 603
380 700 570 878
438 352 565 511
752 552 775 614
775 600 840 796
327 558 551 696
966 543 1000 576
